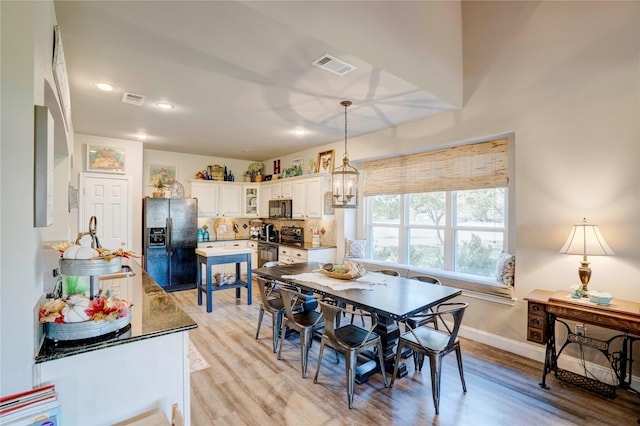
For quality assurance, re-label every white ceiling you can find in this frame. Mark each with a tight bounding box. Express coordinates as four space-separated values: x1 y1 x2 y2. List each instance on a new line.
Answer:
54 1 461 161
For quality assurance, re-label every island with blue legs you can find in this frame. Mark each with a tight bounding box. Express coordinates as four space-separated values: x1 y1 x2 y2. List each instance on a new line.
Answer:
196 246 253 312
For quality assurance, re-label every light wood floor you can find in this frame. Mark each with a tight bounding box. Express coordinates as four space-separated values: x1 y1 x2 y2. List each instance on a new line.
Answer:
171 286 639 426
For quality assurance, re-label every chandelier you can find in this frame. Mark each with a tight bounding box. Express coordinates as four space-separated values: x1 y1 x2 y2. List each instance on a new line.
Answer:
332 100 359 208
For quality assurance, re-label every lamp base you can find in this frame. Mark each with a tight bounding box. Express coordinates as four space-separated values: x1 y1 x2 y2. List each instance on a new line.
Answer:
578 261 592 297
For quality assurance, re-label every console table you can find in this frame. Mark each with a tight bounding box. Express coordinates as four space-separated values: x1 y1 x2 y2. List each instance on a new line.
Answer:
524 289 640 398
196 247 252 312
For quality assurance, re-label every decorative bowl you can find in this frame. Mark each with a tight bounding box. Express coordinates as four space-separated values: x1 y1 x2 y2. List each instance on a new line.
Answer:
45 309 131 342
320 262 367 280
588 290 613 306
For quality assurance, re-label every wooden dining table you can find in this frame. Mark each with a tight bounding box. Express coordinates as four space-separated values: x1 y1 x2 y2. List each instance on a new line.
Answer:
253 262 462 383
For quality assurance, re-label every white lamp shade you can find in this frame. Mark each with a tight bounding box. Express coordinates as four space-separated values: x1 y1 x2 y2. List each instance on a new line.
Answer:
560 223 615 256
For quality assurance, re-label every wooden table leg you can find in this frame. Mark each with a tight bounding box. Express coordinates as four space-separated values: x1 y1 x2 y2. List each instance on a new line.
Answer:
356 314 405 384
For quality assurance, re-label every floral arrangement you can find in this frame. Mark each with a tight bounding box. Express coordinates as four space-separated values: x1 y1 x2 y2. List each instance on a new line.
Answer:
39 294 131 324
248 162 264 173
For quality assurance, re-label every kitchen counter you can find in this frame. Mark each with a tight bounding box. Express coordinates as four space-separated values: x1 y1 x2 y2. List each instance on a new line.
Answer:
35 260 197 364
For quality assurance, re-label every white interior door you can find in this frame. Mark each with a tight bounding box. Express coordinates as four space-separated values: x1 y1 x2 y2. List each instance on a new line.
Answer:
80 173 132 251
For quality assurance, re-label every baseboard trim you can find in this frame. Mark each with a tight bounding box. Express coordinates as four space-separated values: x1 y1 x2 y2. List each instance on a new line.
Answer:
458 325 639 389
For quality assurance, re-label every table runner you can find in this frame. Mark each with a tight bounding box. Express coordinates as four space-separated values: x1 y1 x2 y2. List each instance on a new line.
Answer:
281 272 388 291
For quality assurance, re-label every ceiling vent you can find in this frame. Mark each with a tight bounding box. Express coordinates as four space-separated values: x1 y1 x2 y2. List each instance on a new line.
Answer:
121 92 145 106
311 54 356 76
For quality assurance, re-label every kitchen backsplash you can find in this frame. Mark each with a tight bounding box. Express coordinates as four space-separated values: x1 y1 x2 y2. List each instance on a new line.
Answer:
196 217 336 246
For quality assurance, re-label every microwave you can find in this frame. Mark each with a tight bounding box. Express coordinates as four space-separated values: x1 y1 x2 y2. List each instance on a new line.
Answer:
269 199 292 219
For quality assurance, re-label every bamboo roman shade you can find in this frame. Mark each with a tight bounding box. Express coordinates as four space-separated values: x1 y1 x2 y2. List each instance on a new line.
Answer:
363 138 509 196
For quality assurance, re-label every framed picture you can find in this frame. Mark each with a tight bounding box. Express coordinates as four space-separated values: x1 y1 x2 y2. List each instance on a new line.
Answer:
149 164 178 187
317 149 335 173
34 105 54 227
87 145 125 173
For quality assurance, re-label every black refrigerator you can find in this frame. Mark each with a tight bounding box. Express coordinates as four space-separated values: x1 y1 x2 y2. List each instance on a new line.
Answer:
143 197 198 292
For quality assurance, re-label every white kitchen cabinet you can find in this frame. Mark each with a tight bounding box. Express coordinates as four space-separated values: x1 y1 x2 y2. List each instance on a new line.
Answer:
271 180 292 199
219 183 242 217
278 245 336 265
242 184 259 218
191 181 219 217
304 176 324 218
286 174 332 220
278 246 307 264
258 183 271 218
291 180 306 220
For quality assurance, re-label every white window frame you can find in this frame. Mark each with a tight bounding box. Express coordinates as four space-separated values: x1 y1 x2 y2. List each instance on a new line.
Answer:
364 188 510 278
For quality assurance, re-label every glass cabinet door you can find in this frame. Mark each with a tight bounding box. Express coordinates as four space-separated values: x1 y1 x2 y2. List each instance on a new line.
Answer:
243 185 259 217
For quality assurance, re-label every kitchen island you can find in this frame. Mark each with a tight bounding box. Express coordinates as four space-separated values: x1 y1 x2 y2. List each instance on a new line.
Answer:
34 260 197 425
196 246 253 312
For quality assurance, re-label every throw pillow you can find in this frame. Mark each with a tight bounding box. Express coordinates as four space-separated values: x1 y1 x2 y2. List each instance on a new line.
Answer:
345 238 366 259
495 251 515 286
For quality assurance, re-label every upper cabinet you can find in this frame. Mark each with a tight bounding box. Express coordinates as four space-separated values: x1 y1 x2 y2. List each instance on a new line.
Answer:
192 174 332 220
190 181 246 218
191 181 219 217
294 174 332 219
242 184 259 218
258 183 271 218
271 180 292 199
219 183 242 217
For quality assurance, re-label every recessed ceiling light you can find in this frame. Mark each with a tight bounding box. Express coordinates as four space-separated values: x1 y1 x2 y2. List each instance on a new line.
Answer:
155 102 175 110
294 129 306 136
134 133 148 141
94 82 116 92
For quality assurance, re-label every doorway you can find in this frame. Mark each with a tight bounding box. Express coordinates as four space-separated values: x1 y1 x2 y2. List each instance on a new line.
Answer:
79 173 132 251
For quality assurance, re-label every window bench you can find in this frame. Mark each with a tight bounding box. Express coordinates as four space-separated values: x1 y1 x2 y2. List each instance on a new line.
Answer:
350 259 514 300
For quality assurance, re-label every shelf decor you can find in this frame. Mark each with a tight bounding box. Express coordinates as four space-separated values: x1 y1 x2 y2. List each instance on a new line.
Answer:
317 149 335 174
87 145 125 173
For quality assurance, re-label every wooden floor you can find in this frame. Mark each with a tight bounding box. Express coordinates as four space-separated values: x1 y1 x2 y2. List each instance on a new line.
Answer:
171 286 639 426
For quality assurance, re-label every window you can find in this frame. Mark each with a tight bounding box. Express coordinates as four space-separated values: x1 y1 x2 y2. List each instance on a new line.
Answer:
366 187 507 278
362 138 511 280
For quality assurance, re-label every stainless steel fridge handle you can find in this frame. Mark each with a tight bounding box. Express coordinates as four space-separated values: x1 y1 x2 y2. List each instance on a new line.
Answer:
167 217 173 254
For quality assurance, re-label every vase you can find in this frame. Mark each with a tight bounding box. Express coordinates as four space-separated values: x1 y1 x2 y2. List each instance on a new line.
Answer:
153 190 164 198
255 174 263 182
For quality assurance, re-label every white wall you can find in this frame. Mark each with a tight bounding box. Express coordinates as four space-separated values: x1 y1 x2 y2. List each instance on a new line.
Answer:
72 134 144 255
143 149 253 197
267 2 640 348
0 0 60 395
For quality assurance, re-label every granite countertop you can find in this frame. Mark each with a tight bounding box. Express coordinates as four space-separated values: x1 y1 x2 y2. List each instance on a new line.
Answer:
35 261 197 364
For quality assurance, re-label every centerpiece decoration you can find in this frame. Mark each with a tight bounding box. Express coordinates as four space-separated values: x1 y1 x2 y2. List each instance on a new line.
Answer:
320 260 367 280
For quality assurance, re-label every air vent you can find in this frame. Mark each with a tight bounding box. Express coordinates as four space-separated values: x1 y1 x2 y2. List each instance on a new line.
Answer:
121 92 145 106
311 54 356 76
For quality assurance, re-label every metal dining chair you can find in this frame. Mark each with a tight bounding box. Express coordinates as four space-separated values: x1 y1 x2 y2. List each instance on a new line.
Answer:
406 275 442 331
314 299 388 408
390 302 469 415
277 286 325 378
255 277 286 353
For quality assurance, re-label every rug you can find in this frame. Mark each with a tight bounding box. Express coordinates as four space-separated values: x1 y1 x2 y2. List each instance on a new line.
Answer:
189 340 210 373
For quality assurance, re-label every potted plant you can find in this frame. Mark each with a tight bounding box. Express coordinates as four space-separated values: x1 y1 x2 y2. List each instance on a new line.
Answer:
248 162 264 182
151 176 165 198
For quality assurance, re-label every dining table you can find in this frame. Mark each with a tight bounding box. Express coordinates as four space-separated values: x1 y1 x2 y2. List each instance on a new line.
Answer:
253 262 462 383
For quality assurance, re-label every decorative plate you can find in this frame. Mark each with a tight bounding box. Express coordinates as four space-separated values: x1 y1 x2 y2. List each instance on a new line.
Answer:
172 181 185 198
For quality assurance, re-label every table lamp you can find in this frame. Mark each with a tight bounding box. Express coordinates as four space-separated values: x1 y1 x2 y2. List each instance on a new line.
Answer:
559 218 615 297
